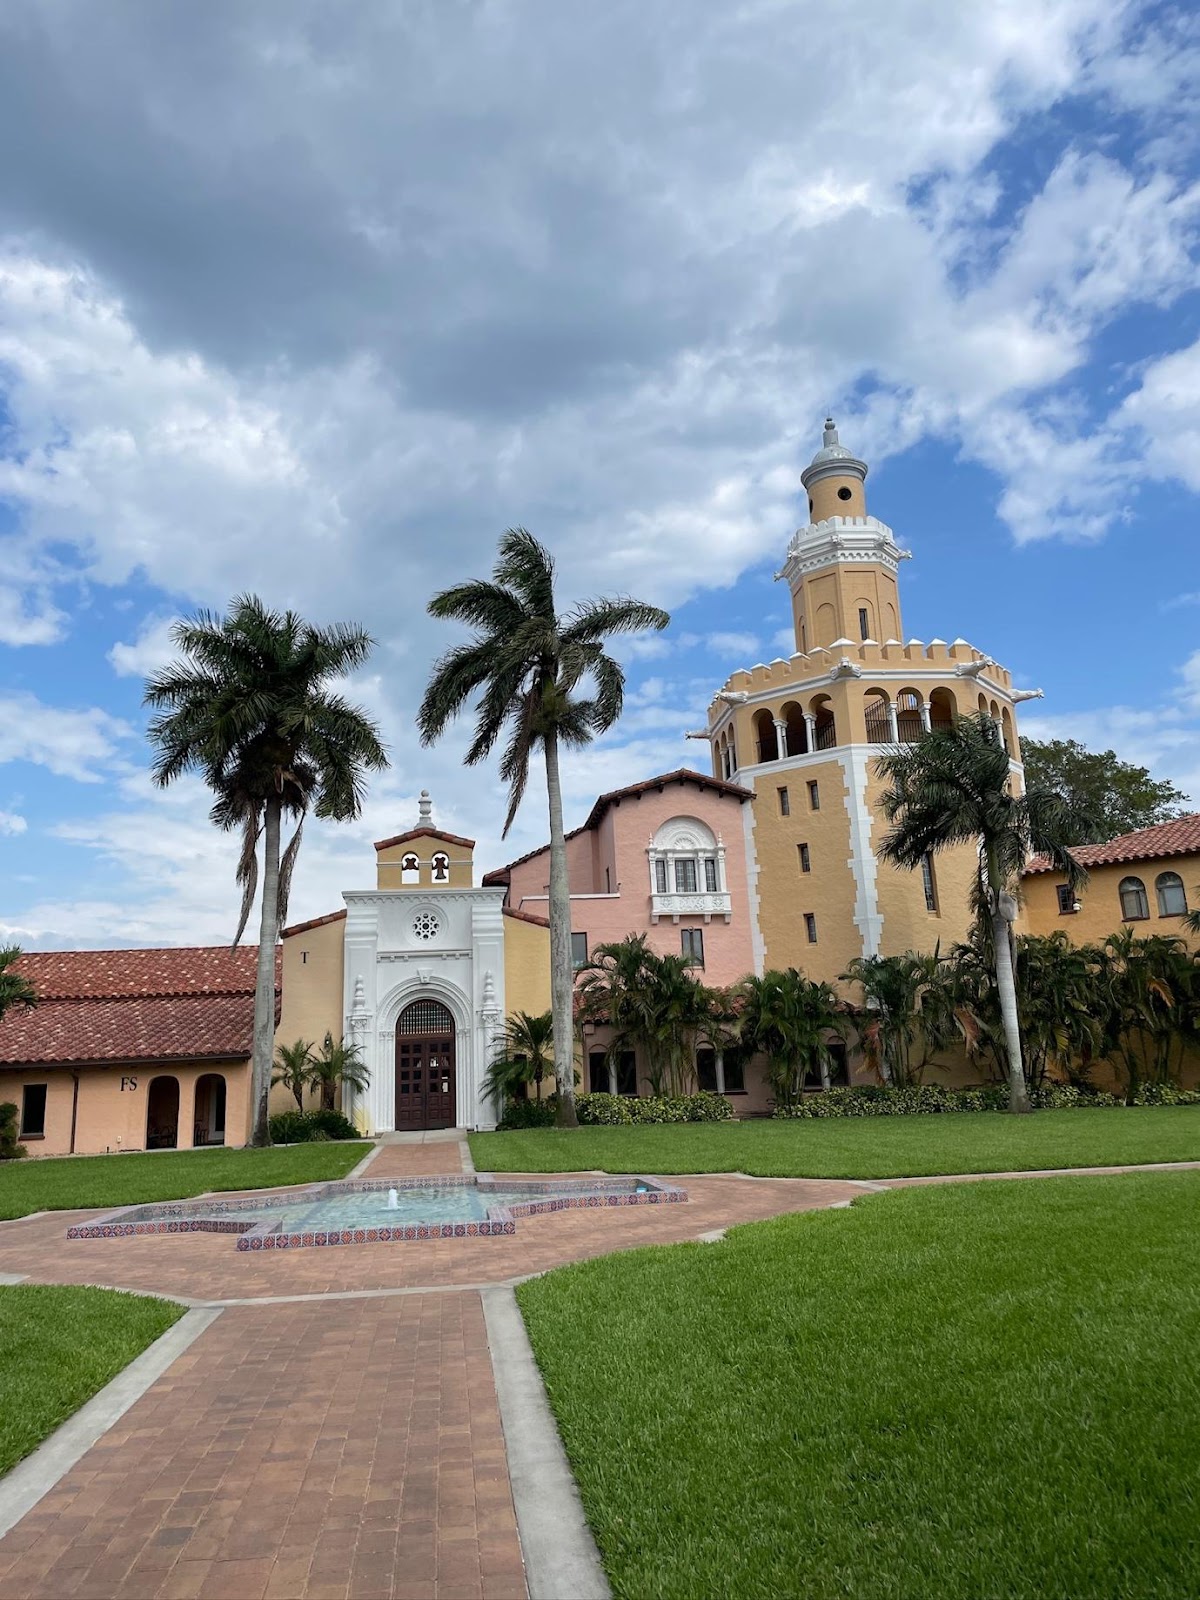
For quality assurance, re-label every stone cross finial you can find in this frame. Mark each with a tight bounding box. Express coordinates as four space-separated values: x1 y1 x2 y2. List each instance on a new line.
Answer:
418 789 433 825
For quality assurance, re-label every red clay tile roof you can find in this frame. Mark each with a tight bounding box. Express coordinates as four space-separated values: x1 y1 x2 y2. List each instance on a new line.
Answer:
502 906 551 929
0 946 277 1067
281 909 347 939
1024 813 1200 875
374 826 475 851
483 768 753 885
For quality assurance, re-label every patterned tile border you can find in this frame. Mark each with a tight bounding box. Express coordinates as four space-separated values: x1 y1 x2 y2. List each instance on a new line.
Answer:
65 1175 687 1251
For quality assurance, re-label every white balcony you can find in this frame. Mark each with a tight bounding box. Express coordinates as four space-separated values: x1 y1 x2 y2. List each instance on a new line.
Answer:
650 890 733 925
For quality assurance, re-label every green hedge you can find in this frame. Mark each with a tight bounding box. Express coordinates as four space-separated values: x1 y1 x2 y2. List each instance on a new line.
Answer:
267 1109 361 1143
495 1091 735 1130
774 1083 1200 1118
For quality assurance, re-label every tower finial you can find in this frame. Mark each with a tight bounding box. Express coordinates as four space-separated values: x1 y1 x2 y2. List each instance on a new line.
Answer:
418 789 433 826
823 417 838 448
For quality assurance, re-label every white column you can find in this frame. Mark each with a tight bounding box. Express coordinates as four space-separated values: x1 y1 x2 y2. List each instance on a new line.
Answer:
887 702 899 742
715 1048 726 1096
803 712 816 751
919 699 932 732
773 718 787 761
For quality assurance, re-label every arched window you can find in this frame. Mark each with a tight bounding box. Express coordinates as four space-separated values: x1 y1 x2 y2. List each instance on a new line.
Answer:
810 694 836 750
1155 871 1188 917
648 817 725 915
781 701 807 757
431 851 450 883
1119 876 1149 921
1000 706 1015 757
928 688 956 731
401 852 420 885
753 708 776 764
863 690 890 743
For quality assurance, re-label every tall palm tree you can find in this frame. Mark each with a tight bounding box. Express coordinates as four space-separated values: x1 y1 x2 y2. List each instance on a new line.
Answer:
483 1010 556 1107
0 947 37 1025
418 529 669 1128
272 1038 316 1114
875 712 1089 1113
737 968 847 1109
144 596 389 1145
307 1031 372 1115
1099 928 1198 1098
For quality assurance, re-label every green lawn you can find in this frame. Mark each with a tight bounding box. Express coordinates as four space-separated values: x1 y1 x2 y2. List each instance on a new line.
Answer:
0 1140 371 1220
0 1285 183 1476
471 1105 1200 1178
519 1173 1200 1600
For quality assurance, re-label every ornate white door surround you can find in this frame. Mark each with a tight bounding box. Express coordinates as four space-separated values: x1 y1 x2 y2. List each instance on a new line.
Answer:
340 886 507 1132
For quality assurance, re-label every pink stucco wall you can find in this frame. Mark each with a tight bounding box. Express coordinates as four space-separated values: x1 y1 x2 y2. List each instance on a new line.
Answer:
502 778 758 987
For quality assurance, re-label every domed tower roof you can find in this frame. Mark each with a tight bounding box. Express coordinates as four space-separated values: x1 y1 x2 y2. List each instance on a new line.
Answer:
800 418 868 492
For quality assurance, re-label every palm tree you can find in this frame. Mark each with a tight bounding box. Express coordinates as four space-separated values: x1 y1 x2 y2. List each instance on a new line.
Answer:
840 951 947 1088
272 1038 316 1114
875 712 1090 1112
418 529 669 1128
1010 933 1107 1090
144 596 389 1145
1099 928 1198 1098
307 1032 372 1115
737 969 847 1109
0 947 37 1025
483 1010 556 1108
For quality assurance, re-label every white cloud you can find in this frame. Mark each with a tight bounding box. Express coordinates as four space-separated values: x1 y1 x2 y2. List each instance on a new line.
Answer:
0 693 130 781
0 809 27 836
107 615 182 678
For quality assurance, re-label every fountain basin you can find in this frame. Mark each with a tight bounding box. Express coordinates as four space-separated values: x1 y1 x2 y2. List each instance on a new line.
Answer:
65 1174 687 1250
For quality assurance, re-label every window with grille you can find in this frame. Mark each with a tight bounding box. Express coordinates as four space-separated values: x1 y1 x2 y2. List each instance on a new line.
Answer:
398 999 454 1035
807 781 820 810
674 859 698 893
704 857 718 892
681 928 705 967
804 913 817 943
1056 884 1077 915
1156 872 1188 916
921 854 938 913
655 859 668 894
798 843 811 874
778 786 790 816
1118 876 1149 921
571 931 589 968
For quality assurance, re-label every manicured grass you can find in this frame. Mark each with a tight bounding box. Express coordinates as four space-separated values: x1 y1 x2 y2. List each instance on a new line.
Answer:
0 1285 183 1476
471 1105 1200 1178
519 1173 1200 1599
0 1141 371 1220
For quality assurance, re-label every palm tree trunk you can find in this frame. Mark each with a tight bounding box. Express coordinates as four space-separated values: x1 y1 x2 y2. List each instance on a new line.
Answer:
251 793 282 1146
543 729 579 1129
991 906 1030 1114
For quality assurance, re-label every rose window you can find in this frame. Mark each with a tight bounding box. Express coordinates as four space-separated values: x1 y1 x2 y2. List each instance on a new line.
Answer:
412 911 441 941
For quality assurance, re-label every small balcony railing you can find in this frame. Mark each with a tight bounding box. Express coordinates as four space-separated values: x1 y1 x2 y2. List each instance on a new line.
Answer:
650 890 733 924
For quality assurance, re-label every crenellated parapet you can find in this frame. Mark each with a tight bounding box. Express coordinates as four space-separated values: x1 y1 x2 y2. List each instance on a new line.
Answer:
710 637 1014 709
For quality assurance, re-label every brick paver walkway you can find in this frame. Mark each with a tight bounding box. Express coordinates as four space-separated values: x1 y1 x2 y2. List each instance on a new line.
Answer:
0 1137 856 1599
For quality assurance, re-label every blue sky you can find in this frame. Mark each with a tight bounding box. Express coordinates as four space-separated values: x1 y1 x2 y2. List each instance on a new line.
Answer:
1 0 1199 949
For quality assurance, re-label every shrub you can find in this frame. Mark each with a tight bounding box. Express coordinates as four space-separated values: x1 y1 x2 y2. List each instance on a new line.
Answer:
497 1097 559 1130
773 1084 1128 1119
267 1109 360 1144
1129 1083 1200 1107
577 1092 734 1126
0 1102 25 1161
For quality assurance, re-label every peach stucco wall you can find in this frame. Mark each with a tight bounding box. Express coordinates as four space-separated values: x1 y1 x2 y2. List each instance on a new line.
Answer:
503 781 758 987
0 1060 250 1157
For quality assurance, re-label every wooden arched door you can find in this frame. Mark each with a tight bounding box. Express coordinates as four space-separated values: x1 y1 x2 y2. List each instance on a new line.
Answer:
395 999 457 1130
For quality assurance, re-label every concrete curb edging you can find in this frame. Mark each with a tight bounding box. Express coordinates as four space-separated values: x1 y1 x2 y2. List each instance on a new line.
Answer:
481 1285 611 1600
0 1304 222 1542
459 1132 477 1175
345 1141 384 1179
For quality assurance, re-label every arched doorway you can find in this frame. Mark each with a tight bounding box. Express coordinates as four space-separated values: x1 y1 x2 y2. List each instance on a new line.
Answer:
193 1073 226 1147
395 999 457 1130
146 1076 180 1149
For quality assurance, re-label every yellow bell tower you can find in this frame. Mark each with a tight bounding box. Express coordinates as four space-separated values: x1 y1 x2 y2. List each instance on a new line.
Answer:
788 419 907 652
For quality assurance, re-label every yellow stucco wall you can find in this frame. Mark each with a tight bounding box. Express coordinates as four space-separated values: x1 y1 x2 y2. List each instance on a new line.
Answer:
502 912 552 1019
274 915 347 1113
2 1061 250 1157
1021 852 1200 951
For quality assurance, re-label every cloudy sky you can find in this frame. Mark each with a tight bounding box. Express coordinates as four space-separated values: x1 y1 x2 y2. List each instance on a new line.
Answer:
2 0 1199 950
